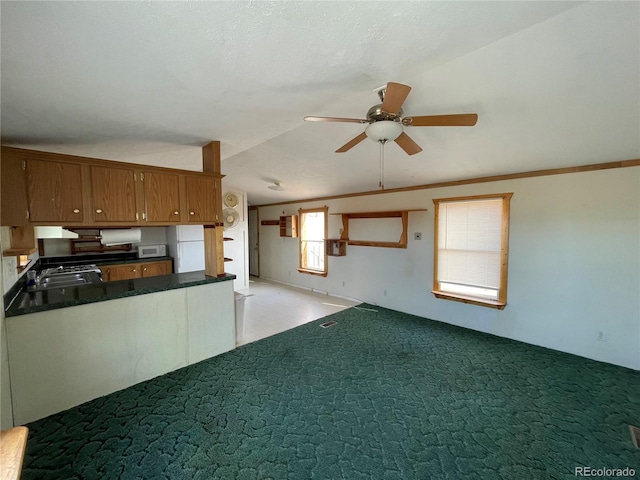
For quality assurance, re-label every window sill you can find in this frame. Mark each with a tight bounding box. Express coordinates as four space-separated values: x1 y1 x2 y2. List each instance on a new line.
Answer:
297 268 327 277
432 291 506 310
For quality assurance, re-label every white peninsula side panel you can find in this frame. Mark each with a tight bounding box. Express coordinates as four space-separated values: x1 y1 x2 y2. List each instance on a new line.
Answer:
186 280 235 364
6 281 235 425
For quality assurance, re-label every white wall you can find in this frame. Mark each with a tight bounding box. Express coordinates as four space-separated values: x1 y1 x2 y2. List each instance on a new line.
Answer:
222 185 249 291
258 167 640 370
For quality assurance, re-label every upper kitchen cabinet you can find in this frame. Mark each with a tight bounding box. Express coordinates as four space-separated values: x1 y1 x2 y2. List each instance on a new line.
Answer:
26 159 86 224
1 152 30 226
141 171 182 224
90 166 138 224
185 175 219 224
1 146 224 228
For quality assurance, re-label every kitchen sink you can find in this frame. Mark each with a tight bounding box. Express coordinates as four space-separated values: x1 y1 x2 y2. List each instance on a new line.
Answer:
31 270 103 291
38 273 92 289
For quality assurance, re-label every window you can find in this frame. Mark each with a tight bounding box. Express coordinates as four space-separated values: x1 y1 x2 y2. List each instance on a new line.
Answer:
298 207 328 276
432 193 512 309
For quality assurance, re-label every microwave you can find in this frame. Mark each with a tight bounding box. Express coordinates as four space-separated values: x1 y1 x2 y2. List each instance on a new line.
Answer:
137 244 167 258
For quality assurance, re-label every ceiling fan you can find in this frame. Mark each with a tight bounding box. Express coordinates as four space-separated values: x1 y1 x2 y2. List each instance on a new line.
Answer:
304 82 478 155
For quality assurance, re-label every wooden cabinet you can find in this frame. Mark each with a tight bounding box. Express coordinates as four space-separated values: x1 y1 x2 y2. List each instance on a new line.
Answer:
141 260 171 277
99 259 172 282
1 146 222 228
26 159 86 224
102 264 141 282
90 166 138 224
141 171 182 224
185 175 218 224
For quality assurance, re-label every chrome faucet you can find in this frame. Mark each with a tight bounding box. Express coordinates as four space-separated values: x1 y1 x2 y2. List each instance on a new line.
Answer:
36 266 64 285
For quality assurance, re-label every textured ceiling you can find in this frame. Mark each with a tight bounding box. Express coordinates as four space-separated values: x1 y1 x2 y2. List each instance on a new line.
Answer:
2 1 639 205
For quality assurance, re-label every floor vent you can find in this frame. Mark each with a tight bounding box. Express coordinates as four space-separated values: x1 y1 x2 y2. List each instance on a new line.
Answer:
630 425 640 448
321 321 337 328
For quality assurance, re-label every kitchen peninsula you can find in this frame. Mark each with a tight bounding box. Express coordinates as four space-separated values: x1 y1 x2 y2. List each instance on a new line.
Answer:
5 270 236 425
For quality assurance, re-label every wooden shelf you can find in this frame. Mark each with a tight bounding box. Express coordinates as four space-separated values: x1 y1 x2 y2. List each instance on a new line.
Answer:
2 247 37 256
279 215 298 238
70 238 132 254
325 239 347 256
331 209 427 249
330 209 427 217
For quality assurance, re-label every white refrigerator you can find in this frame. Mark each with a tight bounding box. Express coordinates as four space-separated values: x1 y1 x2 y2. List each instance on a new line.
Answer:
167 225 205 273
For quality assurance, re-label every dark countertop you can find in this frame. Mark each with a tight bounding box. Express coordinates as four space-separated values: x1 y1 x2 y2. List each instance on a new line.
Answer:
4 271 236 318
5 253 233 317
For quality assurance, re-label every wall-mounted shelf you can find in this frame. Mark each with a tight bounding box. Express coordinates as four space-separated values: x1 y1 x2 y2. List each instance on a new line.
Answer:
70 238 132 254
330 209 427 249
260 220 280 226
279 215 298 238
325 239 347 257
2 247 37 257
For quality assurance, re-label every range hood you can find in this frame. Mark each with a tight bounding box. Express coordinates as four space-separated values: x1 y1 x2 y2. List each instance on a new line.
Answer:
34 227 79 239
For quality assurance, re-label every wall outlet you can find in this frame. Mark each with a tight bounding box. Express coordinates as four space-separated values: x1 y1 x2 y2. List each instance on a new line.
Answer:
342 281 345 287
414 232 422 240
383 290 387 296
597 331 606 342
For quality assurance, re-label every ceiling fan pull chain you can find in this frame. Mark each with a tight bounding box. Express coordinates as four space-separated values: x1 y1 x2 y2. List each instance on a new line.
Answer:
379 140 385 190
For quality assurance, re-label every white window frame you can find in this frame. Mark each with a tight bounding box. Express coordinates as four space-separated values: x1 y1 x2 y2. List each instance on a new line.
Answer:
432 193 513 310
298 206 328 277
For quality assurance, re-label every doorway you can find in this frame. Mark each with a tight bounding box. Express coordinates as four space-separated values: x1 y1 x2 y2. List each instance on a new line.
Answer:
248 206 259 277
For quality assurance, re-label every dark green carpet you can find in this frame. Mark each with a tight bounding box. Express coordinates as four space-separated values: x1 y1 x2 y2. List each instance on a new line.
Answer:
22 305 639 479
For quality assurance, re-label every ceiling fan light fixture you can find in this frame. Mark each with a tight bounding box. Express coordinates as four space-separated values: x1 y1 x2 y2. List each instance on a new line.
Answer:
365 120 403 142
268 181 285 191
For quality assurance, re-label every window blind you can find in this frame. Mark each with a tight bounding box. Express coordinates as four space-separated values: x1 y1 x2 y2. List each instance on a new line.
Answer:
438 198 503 298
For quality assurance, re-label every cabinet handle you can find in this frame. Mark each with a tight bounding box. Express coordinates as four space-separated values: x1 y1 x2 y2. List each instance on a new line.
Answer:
96 209 103 214
143 268 147 272
73 209 80 214
132 269 136 272
173 211 179 215
189 211 195 216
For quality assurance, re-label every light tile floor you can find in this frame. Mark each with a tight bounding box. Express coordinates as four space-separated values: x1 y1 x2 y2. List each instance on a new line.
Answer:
234 276 360 346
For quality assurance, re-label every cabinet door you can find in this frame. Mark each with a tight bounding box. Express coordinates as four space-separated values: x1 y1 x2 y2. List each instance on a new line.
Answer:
26 159 85 223
185 176 217 224
143 172 181 224
141 260 171 278
1 153 30 226
106 264 142 281
90 166 138 223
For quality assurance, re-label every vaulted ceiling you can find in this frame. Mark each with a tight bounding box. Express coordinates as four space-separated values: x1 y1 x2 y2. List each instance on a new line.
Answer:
2 1 639 205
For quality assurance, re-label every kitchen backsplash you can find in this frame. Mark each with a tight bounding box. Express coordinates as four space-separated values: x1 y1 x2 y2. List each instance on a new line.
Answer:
41 227 170 257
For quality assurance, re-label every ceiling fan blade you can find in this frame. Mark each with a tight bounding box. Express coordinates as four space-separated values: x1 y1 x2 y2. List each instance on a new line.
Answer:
394 132 423 156
381 82 412 115
336 132 368 153
304 116 367 124
405 113 478 127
